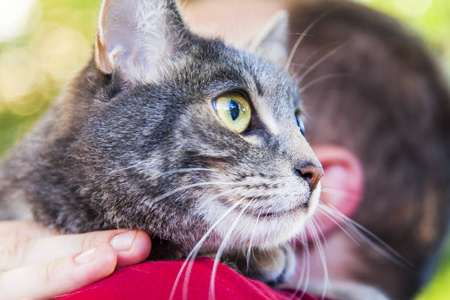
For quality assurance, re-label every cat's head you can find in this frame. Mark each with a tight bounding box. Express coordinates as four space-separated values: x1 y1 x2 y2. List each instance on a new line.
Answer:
69 0 323 251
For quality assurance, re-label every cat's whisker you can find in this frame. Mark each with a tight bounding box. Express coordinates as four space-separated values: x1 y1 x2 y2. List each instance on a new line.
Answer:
320 186 350 194
311 217 329 300
285 5 340 72
151 181 239 205
246 209 262 271
110 166 213 176
313 211 330 248
288 62 310 68
230 0 244 48
321 187 379 205
296 43 348 85
298 73 347 94
319 204 413 268
159 167 214 176
181 192 246 300
209 198 253 300
317 204 362 246
290 229 310 300
107 163 144 174
168 193 243 300
290 39 347 74
306 216 331 297
304 227 312 299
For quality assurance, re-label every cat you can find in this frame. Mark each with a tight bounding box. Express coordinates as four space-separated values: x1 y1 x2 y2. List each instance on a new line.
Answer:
0 0 323 285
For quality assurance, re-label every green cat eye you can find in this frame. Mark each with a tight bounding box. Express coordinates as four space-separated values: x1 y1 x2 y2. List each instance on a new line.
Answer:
213 93 251 134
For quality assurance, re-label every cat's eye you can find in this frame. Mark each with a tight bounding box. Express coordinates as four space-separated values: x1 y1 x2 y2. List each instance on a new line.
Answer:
213 93 251 134
296 115 306 135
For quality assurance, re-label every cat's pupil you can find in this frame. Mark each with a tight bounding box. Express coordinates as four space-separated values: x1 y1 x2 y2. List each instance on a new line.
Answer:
229 100 240 121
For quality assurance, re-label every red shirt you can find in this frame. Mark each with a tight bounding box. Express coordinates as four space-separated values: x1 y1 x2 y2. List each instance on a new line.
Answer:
58 258 330 299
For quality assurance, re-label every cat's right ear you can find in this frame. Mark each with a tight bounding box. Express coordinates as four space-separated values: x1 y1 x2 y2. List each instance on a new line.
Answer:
95 0 188 85
249 11 289 66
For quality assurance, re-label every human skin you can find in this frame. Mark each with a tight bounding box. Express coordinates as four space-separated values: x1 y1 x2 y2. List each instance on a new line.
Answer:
0 221 151 300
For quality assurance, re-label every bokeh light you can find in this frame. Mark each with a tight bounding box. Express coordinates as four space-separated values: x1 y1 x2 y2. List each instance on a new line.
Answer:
0 0 97 155
33 22 91 83
0 48 46 116
0 0 40 42
392 0 433 16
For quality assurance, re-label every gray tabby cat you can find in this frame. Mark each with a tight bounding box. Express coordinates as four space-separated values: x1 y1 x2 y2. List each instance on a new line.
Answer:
0 0 323 284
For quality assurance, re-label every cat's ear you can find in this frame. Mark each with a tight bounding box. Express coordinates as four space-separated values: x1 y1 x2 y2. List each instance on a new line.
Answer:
95 0 188 85
249 11 289 66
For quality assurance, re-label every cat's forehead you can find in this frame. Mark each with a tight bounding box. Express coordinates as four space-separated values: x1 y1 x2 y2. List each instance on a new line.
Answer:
185 41 300 108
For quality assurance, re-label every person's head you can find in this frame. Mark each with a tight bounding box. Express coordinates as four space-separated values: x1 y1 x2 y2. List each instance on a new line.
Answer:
287 1 450 299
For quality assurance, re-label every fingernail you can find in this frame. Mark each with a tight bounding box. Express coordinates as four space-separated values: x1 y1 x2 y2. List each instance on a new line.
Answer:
110 231 137 252
75 247 96 265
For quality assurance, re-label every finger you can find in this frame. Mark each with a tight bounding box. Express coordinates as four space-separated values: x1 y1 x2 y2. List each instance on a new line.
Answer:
0 221 56 243
0 243 117 300
0 229 151 270
115 230 151 268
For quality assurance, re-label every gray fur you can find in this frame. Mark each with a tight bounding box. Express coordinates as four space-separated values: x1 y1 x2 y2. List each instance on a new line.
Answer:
0 0 321 284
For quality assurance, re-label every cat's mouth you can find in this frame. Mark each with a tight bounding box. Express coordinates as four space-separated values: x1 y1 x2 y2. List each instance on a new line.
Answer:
252 201 309 219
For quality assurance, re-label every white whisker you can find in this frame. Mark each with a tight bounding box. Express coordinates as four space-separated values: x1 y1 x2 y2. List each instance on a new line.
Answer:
246 209 261 271
296 43 348 84
151 181 238 204
168 194 244 300
110 165 213 175
231 0 244 48
298 73 347 94
309 217 329 300
285 5 340 72
318 204 361 246
157 167 214 176
320 204 413 268
321 187 352 195
290 229 310 300
209 198 253 300
317 212 332 249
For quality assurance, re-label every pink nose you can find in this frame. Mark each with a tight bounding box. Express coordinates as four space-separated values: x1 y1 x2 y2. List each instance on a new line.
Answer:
295 164 324 190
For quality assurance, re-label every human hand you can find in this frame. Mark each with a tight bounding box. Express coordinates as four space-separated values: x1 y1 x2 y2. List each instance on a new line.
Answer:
0 221 151 300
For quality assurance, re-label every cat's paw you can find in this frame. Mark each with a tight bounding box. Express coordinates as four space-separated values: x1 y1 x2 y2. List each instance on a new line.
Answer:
222 243 296 286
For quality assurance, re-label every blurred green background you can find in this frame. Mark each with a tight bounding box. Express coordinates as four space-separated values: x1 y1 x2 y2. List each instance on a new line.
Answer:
0 0 449 298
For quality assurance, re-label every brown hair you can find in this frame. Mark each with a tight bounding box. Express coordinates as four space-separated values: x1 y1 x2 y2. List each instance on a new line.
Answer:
288 1 450 299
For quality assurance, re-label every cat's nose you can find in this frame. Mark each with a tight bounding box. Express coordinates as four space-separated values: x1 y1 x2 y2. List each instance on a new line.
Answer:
295 163 324 190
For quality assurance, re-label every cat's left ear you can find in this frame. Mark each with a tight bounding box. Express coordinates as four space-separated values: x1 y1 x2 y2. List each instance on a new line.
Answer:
249 11 289 66
95 0 189 85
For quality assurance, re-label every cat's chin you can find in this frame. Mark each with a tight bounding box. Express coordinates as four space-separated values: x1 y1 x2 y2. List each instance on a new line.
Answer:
204 182 321 249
